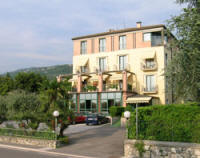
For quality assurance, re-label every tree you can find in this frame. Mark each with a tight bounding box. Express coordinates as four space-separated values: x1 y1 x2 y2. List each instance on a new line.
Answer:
0 74 15 95
166 0 200 102
6 90 41 129
40 79 72 136
15 72 46 93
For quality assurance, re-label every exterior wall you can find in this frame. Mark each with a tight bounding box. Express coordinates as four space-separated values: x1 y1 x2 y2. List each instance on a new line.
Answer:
135 32 151 48
125 139 200 158
0 136 59 149
73 46 166 104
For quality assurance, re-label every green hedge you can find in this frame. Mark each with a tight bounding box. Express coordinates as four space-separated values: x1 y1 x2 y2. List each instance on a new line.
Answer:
0 128 56 140
128 104 200 143
109 106 125 117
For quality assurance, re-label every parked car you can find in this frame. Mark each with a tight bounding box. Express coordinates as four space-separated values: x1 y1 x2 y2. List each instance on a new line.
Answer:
86 114 109 125
68 113 86 124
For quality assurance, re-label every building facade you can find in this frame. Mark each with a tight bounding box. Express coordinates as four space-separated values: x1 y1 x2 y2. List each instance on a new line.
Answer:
68 22 173 114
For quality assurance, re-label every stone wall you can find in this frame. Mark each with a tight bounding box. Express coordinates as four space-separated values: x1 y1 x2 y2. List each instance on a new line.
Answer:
124 139 200 158
0 136 60 149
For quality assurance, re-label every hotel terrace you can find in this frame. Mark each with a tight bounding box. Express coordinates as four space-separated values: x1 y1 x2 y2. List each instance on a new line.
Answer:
58 22 173 114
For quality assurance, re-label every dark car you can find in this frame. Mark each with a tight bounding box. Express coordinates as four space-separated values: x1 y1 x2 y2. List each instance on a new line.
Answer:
86 114 109 125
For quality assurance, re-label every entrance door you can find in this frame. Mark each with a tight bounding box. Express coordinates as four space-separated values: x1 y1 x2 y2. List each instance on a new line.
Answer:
108 99 114 112
86 100 91 112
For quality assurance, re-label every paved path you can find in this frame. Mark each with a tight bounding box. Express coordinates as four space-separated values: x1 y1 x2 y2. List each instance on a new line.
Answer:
52 124 125 158
64 124 107 135
0 124 125 158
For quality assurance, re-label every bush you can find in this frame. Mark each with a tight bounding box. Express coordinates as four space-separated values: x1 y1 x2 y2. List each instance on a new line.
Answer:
128 104 200 143
125 105 134 112
109 106 125 117
58 136 69 144
110 106 117 117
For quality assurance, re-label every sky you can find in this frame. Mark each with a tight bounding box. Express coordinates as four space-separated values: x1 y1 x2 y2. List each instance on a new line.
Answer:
0 0 184 74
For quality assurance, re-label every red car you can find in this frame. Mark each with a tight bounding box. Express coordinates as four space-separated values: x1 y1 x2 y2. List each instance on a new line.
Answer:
68 113 86 124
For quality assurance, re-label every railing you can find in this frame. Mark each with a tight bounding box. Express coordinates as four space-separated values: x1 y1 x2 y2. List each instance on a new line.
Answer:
103 84 122 91
82 85 98 92
0 128 56 140
112 64 130 71
142 86 158 93
141 62 157 71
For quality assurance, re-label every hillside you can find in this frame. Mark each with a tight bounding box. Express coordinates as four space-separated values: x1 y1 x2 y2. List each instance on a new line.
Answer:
5 64 73 80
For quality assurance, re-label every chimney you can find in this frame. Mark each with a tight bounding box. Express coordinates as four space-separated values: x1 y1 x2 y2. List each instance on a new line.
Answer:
136 21 142 28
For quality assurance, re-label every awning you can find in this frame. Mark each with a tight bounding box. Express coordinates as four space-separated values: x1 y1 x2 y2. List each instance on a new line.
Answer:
68 76 88 82
143 51 156 59
126 96 152 103
103 75 109 80
109 73 131 81
110 74 123 81
90 74 109 82
90 75 99 81
68 76 78 82
78 58 88 66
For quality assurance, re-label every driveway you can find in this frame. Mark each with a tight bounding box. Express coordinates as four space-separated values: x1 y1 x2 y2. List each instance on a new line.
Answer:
53 124 125 158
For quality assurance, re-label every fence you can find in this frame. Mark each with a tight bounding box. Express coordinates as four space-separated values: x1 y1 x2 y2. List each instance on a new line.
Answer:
0 128 57 140
128 120 200 143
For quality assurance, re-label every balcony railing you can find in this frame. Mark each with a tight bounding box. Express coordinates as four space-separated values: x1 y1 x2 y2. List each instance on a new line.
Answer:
82 85 98 92
112 64 130 71
103 84 122 91
141 62 157 71
142 86 158 93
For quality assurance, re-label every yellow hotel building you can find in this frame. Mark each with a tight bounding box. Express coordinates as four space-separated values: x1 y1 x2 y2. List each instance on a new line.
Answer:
66 22 173 114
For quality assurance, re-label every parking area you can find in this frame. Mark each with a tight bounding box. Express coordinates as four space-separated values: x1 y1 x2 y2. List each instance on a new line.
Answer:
54 124 125 158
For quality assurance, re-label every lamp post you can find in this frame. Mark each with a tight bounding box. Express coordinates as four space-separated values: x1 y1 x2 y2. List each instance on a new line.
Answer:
53 110 59 135
124 111 131 139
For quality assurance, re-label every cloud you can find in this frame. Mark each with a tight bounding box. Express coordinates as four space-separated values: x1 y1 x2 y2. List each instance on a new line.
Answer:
0 0 184 73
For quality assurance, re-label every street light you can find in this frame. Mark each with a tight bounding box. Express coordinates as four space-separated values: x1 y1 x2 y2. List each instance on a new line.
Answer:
124 111 131 139
53 110 59 134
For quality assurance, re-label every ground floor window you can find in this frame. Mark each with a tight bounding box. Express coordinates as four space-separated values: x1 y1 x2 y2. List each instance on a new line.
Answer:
79 93 98 114
101 92 122 112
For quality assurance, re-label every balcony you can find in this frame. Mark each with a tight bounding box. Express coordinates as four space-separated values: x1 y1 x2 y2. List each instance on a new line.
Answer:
103 84 122 91
112 63 130 71
82 85 98 92
142 86 158 94
141 62 157 71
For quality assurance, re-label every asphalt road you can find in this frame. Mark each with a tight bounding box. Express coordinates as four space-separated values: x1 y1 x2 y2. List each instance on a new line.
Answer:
0 124 125 158
0 148 68 158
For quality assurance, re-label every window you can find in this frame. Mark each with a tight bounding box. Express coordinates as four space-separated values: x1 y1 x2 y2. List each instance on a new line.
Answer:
165 53 168 66
151 32 162 46
146 75 156 91
101 92 122 112
111 36 114 51
143 33 151 42
119 35 126 50
99 58 106 72
99 38 106 52
80 66 87 73
81 41 87 54
119 55 127 70
146 59 155 68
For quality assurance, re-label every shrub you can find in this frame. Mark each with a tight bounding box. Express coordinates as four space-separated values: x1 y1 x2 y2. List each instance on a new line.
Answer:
109 106 125 117
125 105 134 112
58 136 69 144
110 106 117 117
128 104 200 143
